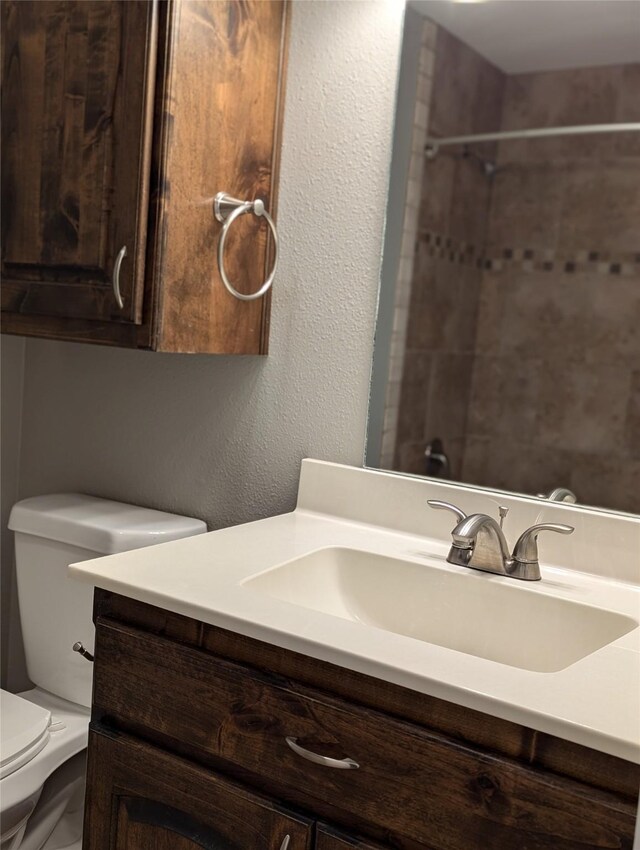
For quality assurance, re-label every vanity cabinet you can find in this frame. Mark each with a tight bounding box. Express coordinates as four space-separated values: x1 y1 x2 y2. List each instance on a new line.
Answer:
85 591 640 850
1 0 289 354
85 729 313 850
315 826 388 850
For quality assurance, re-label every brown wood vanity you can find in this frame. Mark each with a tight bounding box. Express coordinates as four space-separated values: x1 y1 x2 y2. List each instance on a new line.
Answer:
1 0 289 353
85 590 639 850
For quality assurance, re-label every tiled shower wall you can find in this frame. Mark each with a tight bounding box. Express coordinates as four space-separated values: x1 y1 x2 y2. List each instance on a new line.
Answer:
393 27 504 476
392 25 640 512
463 64 640 512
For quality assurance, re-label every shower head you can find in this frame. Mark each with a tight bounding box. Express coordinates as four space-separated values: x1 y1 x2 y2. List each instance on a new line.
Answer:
461 145 498 177
424 142 498 177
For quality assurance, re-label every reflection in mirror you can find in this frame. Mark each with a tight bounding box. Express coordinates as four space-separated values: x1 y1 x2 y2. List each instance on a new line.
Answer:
368 0 640 515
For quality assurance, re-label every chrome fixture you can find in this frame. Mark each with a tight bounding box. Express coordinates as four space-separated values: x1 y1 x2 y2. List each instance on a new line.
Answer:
543 487 578 504
427 499 465 522
424 122 640 160
424 439 449 478
428 500 574 581
461 145 498 177
285 736 359 770
214 192 278 301
72 641 94 662
112 245 127 309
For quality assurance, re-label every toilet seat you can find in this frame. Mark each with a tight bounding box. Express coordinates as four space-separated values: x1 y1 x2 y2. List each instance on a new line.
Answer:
1 689 89 817
1 691 51 780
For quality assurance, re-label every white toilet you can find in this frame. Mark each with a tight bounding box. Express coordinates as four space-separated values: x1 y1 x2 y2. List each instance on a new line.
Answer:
1 494 206 850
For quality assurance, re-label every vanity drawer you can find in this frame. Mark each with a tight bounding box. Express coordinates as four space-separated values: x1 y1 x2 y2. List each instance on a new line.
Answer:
93 618 636 850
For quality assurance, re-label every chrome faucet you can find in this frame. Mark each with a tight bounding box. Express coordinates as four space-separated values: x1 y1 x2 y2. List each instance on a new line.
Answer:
541 487 578 503
428 500 574 581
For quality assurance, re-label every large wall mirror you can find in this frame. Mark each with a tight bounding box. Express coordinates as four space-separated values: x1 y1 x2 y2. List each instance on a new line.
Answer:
367 0 640 515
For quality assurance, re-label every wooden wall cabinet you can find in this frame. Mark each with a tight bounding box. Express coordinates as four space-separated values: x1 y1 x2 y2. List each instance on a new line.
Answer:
85 591 640 850
1 0 289 354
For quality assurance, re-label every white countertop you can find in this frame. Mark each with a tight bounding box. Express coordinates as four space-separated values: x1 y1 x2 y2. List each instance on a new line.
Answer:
69 460 640 764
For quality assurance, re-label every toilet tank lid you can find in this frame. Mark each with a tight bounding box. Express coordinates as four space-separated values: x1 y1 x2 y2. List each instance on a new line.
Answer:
8 494 207 555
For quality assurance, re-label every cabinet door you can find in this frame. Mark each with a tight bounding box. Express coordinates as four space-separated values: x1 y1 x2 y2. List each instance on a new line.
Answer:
83 728 313 850
150 0 289 354
1 1 157 331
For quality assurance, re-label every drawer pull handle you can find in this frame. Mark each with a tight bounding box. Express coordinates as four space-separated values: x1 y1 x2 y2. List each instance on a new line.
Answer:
112 245 127 309
285 736 359 770
280 837 290 850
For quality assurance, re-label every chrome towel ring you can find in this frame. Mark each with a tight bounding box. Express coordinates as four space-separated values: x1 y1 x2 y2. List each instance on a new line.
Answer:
214 192 278 302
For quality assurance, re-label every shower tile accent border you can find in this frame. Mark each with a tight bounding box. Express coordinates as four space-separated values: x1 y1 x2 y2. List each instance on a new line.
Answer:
419 229 640 277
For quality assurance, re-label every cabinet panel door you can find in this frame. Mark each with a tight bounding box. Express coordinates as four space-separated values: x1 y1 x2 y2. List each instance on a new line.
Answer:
1 1 156 326
84 728 313 850
151 0 289 354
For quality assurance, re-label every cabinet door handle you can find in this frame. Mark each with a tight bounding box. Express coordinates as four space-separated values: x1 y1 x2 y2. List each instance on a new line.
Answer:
279 836 290 850
112 245 127 309
285 736 359 769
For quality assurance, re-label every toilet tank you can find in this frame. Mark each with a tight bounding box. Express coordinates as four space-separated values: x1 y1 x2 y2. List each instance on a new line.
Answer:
9 495 207 709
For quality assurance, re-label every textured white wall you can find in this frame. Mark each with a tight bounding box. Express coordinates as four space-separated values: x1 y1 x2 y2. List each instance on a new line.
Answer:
16 1 404 533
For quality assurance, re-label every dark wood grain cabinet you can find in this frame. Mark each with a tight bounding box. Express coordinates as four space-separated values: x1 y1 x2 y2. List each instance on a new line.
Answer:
85 730 313 850
315 826 390 850
85 591 640 850
1 0 289 354
1 1 155 328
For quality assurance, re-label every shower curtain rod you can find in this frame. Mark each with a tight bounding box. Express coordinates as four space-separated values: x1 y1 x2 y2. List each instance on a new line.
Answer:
424 122 640 157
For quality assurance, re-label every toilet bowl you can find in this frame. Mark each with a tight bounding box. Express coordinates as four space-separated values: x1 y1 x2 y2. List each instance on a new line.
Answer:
2 494 206 850
1 690 88 850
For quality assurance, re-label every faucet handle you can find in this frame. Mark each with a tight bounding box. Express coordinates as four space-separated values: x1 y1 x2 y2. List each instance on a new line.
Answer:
537 487 578 503
511 523 574 580
427 500 467 524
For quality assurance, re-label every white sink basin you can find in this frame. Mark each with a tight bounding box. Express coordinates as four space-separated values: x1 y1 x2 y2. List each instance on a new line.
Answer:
243 547 637 673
